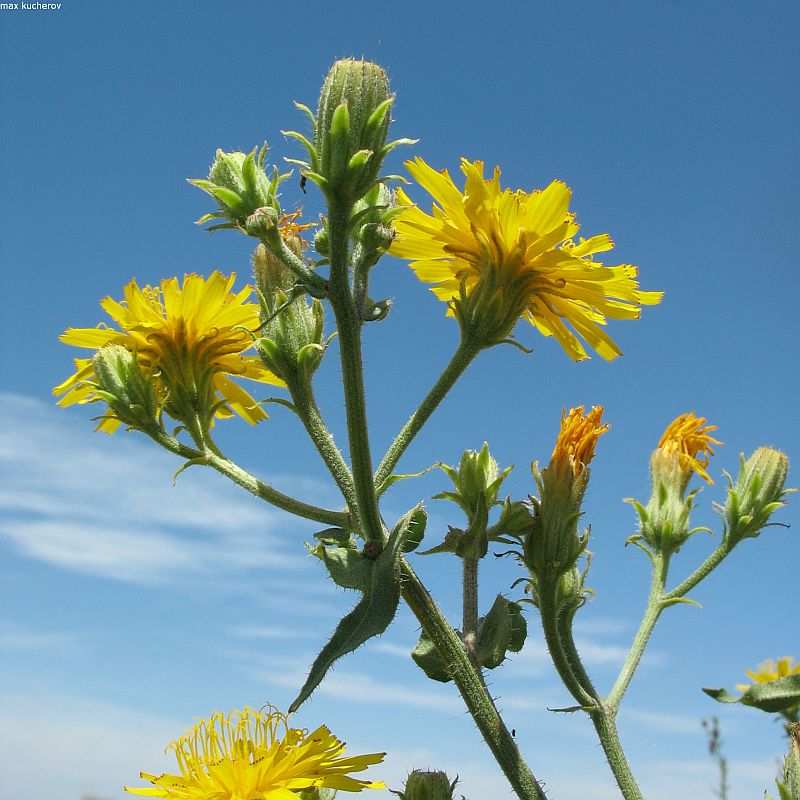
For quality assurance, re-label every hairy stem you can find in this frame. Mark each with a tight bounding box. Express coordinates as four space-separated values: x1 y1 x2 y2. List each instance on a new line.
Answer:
326 199 384 543
538 586 598 708
148 428 349 527
287 375 359 520
608 552 669 710
590 709 646 800
374 339 481 488
462 556 480 670
401 560 548 800
664 543 729 602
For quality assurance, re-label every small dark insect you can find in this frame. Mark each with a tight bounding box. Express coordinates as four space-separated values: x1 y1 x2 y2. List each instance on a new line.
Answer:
300 174 307 194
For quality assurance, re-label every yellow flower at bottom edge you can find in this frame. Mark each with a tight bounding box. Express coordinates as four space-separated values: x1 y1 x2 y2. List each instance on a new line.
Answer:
657 412 722 485
125 706 385 799
390 157 663 360
736 658 800 692
53 271 284 432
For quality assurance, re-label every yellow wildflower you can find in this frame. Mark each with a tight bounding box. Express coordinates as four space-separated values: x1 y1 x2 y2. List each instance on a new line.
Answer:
657 412 722 485
737 658 800 692
54 271 283 432
551 406 610 476
126 706 385 799
391 157 662 359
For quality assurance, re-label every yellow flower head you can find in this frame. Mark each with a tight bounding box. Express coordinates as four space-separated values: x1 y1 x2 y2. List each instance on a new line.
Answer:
391 157 662 359
551 406 610 476
53 271 284 432
736 657 800 691
657 412 722 485
126 706 385 799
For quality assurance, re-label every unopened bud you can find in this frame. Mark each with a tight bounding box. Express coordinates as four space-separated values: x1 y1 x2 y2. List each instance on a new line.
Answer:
396 769 458 800
725 447 790 545
316 59 393 201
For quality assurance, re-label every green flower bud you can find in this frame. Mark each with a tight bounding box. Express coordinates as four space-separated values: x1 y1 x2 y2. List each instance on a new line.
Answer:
783 723 800 800
394 769 458 800
189 144 289 234
91 345 159 431
724 447 790 545
253 243 326 384
434 443 512 559
315 59 393 201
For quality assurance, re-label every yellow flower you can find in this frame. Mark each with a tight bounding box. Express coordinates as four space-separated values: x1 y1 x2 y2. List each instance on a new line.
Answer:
657 412 722 485
551 406 610 476
125 706 385 799
54 271 283 433
737 658 800 692
391 157 662 359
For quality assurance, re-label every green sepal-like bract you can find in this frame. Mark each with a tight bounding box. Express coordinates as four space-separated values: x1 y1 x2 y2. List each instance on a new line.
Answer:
392 769 459 800
90 345 161 432
722 447 791 546
189 144 289 233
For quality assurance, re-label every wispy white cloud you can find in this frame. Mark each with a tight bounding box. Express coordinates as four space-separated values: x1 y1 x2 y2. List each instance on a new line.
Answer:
0 623 79 652
0 393 328 585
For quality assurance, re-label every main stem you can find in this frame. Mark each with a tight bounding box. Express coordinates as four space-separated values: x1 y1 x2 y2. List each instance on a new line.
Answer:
401 561 547 800
327 198 384 543
589 711 645 800
324 198 545 798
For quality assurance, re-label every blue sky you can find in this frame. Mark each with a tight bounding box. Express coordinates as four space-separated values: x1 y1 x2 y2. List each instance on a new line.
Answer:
1 1 798 798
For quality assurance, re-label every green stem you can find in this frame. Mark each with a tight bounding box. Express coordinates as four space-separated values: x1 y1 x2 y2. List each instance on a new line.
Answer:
373 338 480 489
287 375 359 520
462 556 480 670
557 603 602 704
607 552 669 710
538 585 598 708
589 709 645 800
326 199 384 543
400 560 548 800
148 428 349 528
664 543 729 602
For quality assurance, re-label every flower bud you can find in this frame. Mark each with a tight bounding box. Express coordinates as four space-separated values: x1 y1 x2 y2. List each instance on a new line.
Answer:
434 443 511 559
253 241 326 385
189 145 288 234
524 407 608 581
315 59 393 201
630 413 720 556
395 769 458 800
724 447 790 545
91 345 159 432
782 723 800 800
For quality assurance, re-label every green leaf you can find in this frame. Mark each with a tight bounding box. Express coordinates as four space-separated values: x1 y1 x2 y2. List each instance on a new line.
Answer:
313 527 353 546
411 629 452 683
375 464 438 498
289 521 412 712
392 504 427 553
703 675 800 713
322 547 368 591
477 594 527 669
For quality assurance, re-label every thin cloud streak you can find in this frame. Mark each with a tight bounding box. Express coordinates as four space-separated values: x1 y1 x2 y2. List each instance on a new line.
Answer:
0 393 326 586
